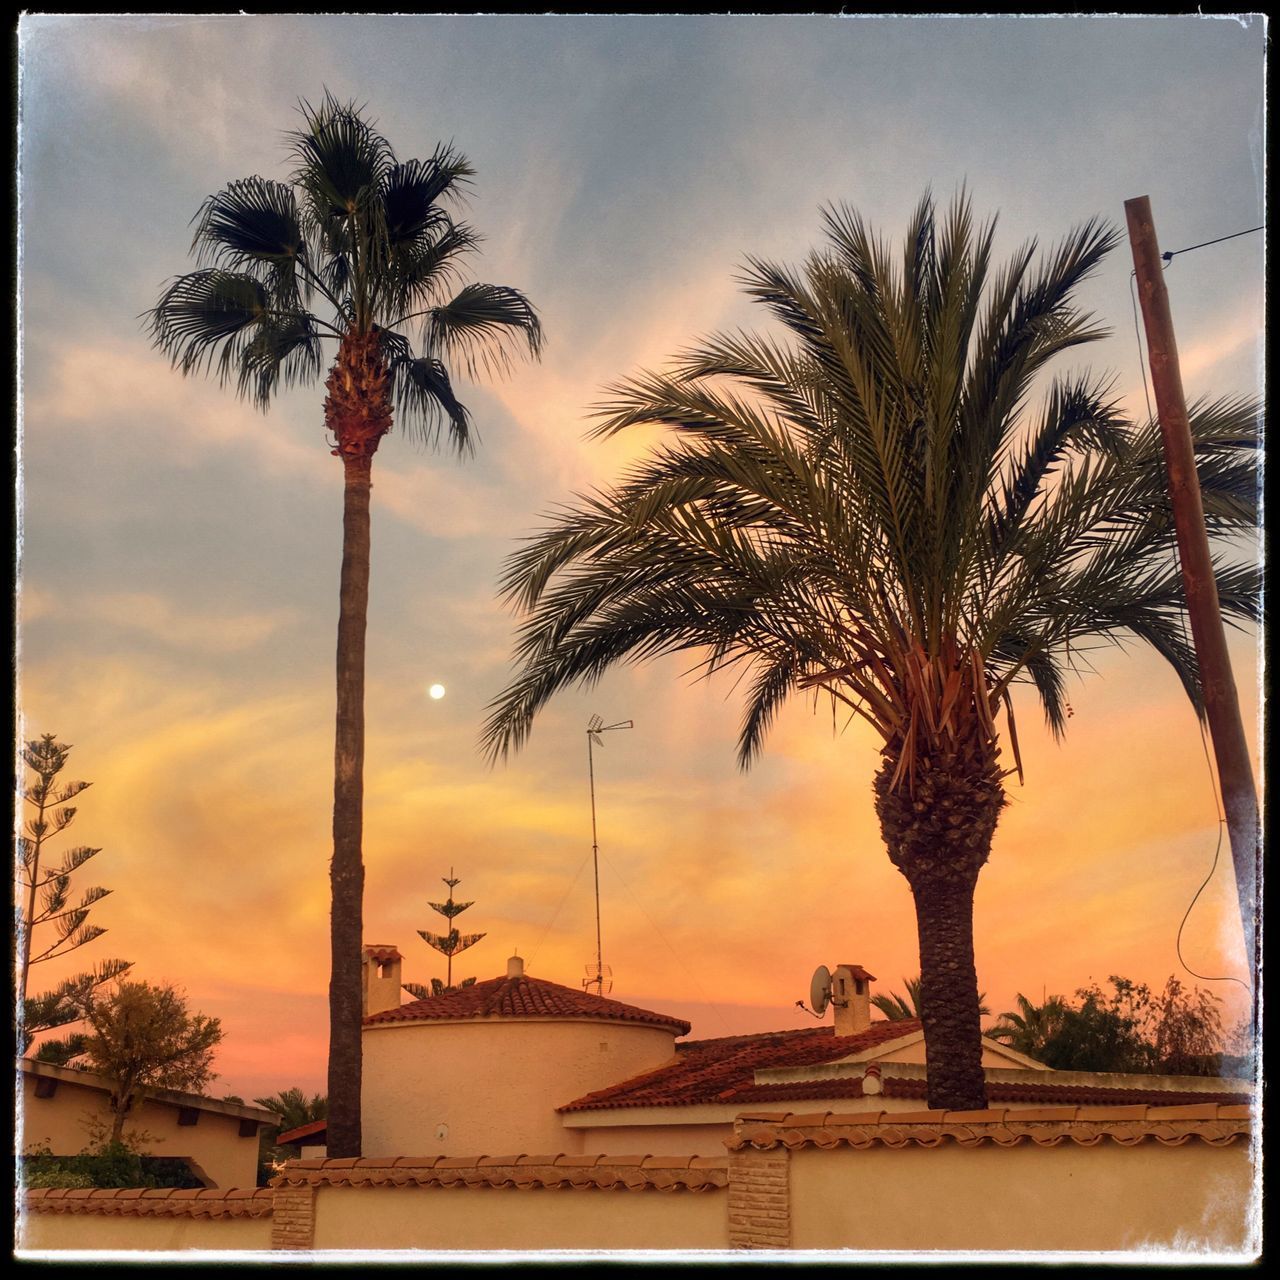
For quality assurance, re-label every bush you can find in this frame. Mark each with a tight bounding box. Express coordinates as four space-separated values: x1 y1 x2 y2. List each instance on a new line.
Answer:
22 1166 95 1189
20 1142 206 1190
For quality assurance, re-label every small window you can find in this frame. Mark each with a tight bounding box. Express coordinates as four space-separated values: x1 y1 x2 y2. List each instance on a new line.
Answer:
33 1077 58 1099
177 1106 200 1127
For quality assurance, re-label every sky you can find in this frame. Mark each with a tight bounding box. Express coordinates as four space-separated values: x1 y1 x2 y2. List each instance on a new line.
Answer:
15 14 1265 1103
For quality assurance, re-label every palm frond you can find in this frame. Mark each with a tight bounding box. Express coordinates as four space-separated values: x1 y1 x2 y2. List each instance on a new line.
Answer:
386 348 473 453
485 190 1259 788
289 90 395 225
427 282 544 378
192 176 308 281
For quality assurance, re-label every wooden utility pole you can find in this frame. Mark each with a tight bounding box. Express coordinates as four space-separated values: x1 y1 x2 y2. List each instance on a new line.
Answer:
1124 195 1260 989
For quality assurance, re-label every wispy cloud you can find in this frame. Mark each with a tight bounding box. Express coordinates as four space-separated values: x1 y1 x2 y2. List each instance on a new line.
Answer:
78 591 300 654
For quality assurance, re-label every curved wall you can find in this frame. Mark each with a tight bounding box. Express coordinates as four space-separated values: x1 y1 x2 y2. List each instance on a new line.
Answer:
362 1017 678 1156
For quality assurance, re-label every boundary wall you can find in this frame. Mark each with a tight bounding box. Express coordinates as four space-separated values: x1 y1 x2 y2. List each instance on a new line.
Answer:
20 1103 1255 1257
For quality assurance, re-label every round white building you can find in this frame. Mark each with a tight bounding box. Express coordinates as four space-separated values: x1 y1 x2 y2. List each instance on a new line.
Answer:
360 950 690 1156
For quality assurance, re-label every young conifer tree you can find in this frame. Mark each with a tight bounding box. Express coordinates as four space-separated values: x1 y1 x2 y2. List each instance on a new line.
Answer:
18 734 132 1058
403 870 486 997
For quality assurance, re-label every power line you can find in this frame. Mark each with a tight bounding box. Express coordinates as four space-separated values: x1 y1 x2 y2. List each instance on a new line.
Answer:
1161 225 1264 263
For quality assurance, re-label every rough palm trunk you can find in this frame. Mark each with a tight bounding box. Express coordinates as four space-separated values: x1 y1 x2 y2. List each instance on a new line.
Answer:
324 330 392 1159
875 735 1004 1112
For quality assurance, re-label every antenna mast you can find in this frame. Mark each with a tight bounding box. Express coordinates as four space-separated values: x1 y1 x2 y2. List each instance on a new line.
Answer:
585 715 633 995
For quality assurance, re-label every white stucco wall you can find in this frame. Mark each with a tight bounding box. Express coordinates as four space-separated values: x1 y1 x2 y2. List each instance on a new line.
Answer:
311 1183 726 1251
575 1122 732 1157
361 1017 679 1156
789 1136 1256 1253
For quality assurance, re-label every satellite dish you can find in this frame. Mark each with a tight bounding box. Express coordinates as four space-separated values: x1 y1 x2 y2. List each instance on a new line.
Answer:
809 965 832 1016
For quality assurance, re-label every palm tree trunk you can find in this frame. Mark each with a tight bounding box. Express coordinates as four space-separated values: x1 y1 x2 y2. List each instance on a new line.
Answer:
874 736 1004 1112
327 452 371 1159
906 867 987 1110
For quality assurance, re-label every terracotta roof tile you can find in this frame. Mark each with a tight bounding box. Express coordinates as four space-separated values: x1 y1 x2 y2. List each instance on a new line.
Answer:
276 1117 327 1146
273 1155 728 1193
364 945 404 964
555 1010 1255 1116
364 971 690 1034
727 1104 1252 1153
24 1186 274 1219
559 1021 921 1113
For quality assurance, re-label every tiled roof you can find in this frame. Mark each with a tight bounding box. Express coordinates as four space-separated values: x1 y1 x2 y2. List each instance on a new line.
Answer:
274 1154 727 1193
559 1021 921 1112
364 945 403 964
728 1103 1252 1152
276 1118 328 1146
728 1074 1253 1108
559 1020 1253 1114
363 971 692 1034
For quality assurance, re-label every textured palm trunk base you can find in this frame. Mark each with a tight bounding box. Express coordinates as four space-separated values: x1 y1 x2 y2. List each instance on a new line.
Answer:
875 739 1004 1112
325 330 392 460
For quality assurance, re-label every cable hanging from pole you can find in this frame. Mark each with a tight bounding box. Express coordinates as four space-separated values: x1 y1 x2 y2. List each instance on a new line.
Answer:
1161 224 1264 263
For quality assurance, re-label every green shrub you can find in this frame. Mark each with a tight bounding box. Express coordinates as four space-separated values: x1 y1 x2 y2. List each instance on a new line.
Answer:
20 1142 205 1190
22 1167 95 1189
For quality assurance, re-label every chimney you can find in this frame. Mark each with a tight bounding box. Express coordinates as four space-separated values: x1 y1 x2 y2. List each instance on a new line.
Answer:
507 954 524 979
362 945 404 1016
832 964 876 1037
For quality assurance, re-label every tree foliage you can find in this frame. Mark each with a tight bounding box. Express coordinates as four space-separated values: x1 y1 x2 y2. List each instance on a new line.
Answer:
79 980 224 1143
991 975 1228 1075
410 869 486 992
252 1087 328 1184
871 975 989 1021
986 991 1070 1058
17 733 132 1054
146 90 543 452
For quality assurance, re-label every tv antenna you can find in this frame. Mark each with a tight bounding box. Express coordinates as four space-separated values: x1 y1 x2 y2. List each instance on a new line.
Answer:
584 715 633 995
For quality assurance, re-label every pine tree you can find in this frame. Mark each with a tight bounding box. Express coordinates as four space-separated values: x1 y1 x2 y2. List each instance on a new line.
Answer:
17 734 132 1056
404 870 486 997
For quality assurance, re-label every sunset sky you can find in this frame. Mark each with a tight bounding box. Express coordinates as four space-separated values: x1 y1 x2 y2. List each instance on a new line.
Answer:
16 14 1264 1102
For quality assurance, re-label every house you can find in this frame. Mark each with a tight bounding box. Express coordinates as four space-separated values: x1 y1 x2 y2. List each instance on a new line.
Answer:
19 1058 279 1189
278 948 1251 1158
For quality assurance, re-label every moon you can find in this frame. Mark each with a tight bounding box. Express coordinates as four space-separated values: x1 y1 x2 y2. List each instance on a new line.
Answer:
428 683 446 700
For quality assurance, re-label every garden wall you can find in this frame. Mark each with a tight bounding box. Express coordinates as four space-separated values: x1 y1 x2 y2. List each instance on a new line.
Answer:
19 1188 274 1252
734 1103 1257 1254
20 1103 1255 1259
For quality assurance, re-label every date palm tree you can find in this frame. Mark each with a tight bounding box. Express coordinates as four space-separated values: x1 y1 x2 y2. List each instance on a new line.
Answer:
482 191 1257 1110
147 94 542 1156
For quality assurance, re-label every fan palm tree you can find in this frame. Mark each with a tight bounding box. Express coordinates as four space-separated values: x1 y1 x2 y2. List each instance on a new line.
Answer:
147 94 543 1156
988 993 1070 1059
481 191 1258 1110
872 975 988 1022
